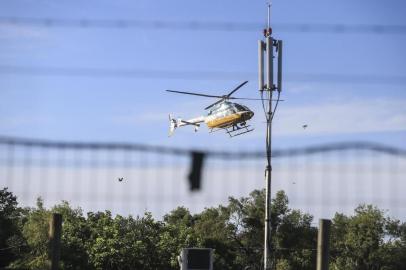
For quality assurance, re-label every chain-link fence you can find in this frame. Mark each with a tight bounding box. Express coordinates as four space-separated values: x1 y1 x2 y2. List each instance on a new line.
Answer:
1 136 405 219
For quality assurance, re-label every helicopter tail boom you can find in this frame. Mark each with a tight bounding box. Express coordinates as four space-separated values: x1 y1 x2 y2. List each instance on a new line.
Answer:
168 114 205 136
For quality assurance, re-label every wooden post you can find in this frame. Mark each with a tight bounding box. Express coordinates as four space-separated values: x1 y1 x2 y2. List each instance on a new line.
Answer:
317 219 331 270
49 213 62 270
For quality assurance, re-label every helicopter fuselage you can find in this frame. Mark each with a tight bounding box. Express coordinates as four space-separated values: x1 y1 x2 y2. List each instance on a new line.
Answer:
205 101 254 129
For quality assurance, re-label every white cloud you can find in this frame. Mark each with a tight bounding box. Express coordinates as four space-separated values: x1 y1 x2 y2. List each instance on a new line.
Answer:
272 98 406 136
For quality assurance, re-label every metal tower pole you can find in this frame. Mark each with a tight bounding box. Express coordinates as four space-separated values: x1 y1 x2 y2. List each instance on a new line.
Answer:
264 119 272 270
264 34 273 270
264 3 274 268
260 3 282 269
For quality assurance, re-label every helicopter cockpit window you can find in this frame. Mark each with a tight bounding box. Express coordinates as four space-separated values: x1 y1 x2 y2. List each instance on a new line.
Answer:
234 104 246 112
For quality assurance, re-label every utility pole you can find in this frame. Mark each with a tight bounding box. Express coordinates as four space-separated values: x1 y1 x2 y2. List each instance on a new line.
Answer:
258 3 283 269
49 213 62 270
317 219 332 270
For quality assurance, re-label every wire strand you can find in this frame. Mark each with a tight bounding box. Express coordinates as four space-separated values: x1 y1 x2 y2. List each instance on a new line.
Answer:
0 136 404 159
1 17 405 34
1 65 405 85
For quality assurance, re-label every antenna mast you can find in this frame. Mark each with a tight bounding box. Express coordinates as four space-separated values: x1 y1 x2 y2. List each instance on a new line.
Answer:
258 1 283 269
268 1 271 29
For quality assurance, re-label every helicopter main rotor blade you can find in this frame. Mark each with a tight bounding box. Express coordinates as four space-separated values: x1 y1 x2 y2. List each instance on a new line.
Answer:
204 99 224 110
226 80 248 98
204 97 283 110
228 97 284 101
166 90 223 98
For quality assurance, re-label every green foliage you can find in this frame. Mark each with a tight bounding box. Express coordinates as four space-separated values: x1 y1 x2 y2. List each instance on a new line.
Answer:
0 188 24 267
86 211 176 270
193 206 239 269
53 201 92 269
161 207 198 268
330 204 406 270
10 198 51 269
2 188 406 269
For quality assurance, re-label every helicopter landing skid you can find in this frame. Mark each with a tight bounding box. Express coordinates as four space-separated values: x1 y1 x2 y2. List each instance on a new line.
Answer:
209 127 224 133
225 125 254 137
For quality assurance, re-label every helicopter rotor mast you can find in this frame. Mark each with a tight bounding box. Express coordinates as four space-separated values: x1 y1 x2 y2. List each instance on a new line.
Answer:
204 80 248 110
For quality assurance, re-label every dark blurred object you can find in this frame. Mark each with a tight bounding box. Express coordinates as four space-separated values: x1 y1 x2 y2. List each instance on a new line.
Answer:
188 151 205 191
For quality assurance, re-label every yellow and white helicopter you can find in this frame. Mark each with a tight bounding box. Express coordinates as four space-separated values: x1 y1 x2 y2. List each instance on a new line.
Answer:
167 81 257 137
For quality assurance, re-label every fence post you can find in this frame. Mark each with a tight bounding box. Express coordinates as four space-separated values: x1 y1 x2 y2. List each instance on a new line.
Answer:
49 213 62 270
317 219 331 270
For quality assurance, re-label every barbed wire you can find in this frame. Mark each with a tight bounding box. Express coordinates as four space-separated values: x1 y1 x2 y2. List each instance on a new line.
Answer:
0 136 404 159
1 17 405 35
1 65 406 85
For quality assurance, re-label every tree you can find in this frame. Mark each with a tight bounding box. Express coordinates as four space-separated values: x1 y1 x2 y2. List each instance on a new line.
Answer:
330 204 406 270
86 211 171 270
3 188 405 269
9 198 51 269
227 189 265 269
184 189 317 270
9 199 92 270
161 207 198 268
225 190 317 270
52 201 93 269
275 208 316 270
192 206 239 269
0 188 24 268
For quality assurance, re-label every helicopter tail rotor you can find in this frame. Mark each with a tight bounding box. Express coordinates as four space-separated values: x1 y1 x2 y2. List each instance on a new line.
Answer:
169 114 178 137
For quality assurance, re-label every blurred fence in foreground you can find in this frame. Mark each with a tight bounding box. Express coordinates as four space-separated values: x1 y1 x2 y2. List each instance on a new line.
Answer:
0 136 405 219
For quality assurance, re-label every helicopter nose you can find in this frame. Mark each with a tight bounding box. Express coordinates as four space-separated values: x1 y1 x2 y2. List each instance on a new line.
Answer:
246 110 254 120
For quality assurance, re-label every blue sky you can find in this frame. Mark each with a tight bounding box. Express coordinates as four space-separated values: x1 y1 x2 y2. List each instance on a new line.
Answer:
0 0 405 151
1 0 406 220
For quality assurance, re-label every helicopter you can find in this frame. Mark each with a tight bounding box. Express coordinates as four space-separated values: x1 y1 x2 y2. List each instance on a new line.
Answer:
166 81 256 137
